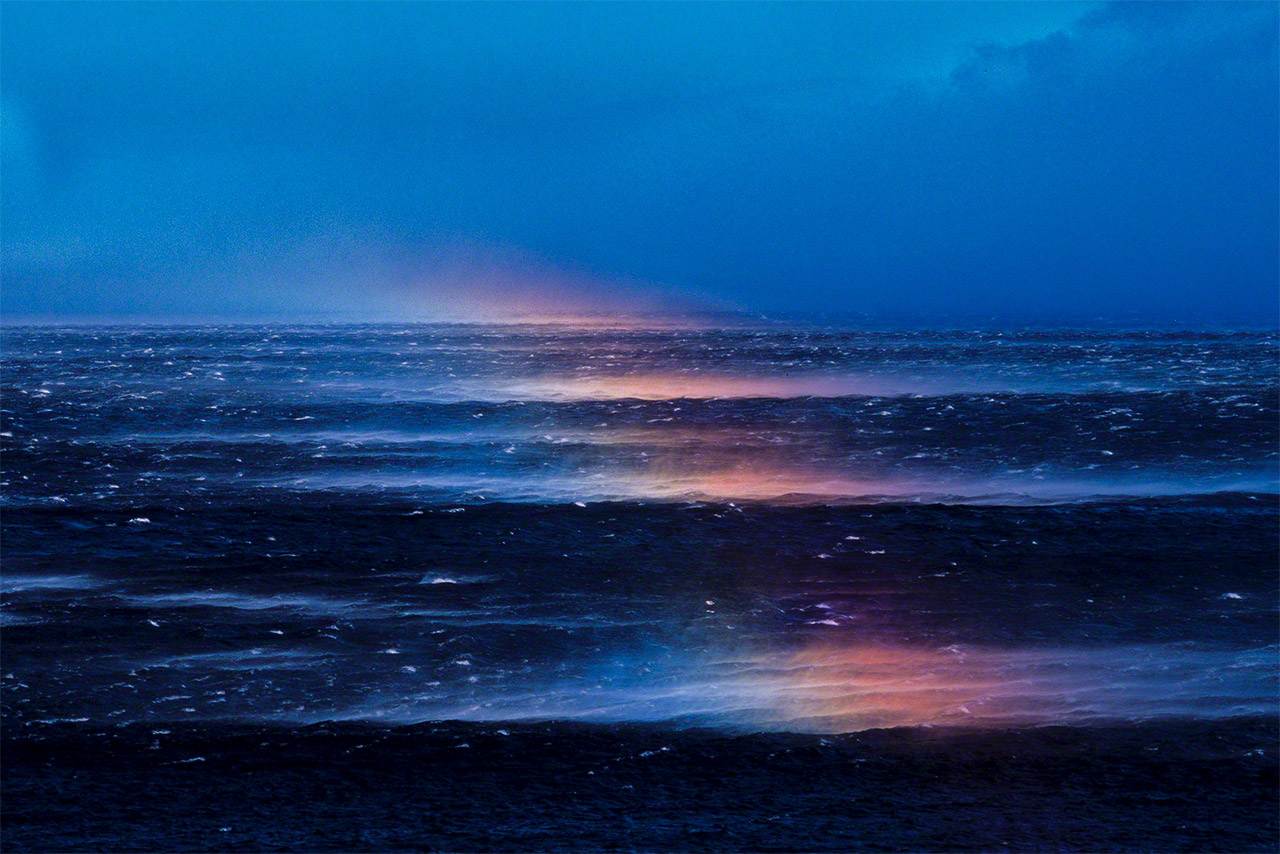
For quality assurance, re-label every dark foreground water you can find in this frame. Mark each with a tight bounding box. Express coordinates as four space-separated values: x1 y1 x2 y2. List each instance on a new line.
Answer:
2 325 1277 851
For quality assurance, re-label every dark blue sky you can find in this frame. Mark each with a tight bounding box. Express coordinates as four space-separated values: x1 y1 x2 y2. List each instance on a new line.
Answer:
3 1 1277 322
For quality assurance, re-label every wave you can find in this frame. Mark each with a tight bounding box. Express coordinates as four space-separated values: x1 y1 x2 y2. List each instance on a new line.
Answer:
341 643 1279 733
273 468 1279 506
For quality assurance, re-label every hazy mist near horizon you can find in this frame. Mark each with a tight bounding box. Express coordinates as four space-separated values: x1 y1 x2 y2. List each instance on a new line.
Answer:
3 2 1277 324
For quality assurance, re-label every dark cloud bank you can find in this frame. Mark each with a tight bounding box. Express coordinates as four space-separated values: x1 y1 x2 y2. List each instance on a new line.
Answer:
2 2 1276 324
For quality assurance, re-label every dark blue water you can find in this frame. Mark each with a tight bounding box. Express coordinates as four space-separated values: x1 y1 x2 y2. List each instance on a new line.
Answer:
2 324 1277 850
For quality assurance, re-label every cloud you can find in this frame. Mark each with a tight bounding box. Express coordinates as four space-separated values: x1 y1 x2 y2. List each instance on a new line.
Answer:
1 2 1274 322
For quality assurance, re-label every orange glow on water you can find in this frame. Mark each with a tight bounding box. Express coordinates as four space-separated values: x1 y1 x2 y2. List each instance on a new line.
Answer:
506 372 895 400
631 641 1278 732
732 644 1075 730
710 641 1277 731
617 466 900 502
372 640 1275 732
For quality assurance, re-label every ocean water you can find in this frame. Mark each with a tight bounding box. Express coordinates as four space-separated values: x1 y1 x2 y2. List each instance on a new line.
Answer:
2 324 1277 850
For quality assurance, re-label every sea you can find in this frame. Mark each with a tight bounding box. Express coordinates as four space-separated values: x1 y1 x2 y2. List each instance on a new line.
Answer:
2 323 1277 851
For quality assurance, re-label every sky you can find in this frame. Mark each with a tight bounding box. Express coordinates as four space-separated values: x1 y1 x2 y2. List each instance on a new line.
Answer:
2 1 1277 324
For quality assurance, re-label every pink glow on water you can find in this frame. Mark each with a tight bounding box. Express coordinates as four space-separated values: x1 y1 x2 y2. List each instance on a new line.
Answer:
505 372 903 400
352 642 1276 732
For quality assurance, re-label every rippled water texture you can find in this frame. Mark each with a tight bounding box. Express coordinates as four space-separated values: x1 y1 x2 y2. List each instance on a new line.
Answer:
2 325 1277 733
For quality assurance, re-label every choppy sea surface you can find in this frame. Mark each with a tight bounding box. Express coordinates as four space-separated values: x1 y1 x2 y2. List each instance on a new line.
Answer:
2 324 1277 851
